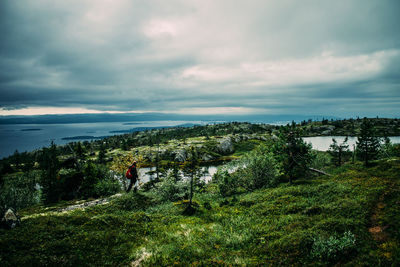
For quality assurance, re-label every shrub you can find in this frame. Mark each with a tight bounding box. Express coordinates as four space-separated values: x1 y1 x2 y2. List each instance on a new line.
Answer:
214 144 279 196
94 179 121 197
239 146 279 190
213 169 239 197
0 171 41 210
310 151 331 170
149 173 188 202
111 192 153 211
310 231 356 262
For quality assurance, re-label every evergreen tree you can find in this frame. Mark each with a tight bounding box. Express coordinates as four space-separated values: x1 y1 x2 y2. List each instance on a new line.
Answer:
39 142 60 203
271 125 313 183
75 142 84 158
328 137 350 166
182 147 204 212
97 143 106 164
356 118 381 166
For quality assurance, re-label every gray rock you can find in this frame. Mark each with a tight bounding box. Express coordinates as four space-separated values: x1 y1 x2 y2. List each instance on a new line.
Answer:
174 149 187 162
217 137 234 155
201 153 214 161
1 208 21 229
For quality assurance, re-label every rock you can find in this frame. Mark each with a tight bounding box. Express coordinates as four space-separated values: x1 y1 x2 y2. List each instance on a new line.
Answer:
174 149 187 162
217 137 234 155
201 153 214 161
1 208 21 229
321 130 332 135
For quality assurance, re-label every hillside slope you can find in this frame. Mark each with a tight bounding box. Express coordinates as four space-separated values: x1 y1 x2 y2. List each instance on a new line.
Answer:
1 159 399 266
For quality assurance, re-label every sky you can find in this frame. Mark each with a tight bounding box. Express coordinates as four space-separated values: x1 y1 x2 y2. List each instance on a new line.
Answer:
0 0 399 117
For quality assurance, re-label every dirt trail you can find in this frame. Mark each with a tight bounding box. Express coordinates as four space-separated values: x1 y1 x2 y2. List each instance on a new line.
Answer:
59 193 123 212
368 192 389 242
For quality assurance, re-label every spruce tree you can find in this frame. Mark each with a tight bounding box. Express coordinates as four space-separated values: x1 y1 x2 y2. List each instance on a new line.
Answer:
97 143 106 164
271 125 313 183
39 142 60 203
328 137 350 166
356 118 381 166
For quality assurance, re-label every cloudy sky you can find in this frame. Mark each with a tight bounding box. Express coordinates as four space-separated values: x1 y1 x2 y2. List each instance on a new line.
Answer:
0 0 399 117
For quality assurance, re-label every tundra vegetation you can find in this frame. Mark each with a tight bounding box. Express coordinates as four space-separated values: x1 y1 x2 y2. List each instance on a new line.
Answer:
1 118 400 266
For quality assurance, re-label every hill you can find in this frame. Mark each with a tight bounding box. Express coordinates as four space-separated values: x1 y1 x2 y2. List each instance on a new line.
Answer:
1 159 399 265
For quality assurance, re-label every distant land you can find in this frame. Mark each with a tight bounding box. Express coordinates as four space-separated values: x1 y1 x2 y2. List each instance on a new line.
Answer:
109 123 199 133
0 113 339 125
20 128 43 131
61 135 107 140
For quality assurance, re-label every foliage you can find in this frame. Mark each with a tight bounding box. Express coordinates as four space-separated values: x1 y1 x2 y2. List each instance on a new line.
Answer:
0 171 41 210
238 145 279 190
271 125 313 183
80 162 118 198
111 191 154 211
181 147 206 208
356 118 381 166
38 142 60 203
1 159 400 266
214 144 280 196
311 231 357 262
213 168 239 197
149 172 188 202
328 137 351 166
379 137 397 158
94 178 121 197
310 151 331 170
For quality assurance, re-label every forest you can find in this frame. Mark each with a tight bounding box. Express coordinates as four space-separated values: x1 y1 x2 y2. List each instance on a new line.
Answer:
0 117 400 266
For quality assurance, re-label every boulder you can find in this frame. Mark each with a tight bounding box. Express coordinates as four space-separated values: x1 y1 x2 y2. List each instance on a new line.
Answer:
217 137 234 155
201 153 214 161
174 149 187 162
1 208 21 229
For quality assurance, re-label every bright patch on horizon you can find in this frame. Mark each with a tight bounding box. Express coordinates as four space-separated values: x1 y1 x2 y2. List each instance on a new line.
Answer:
0 107 121 116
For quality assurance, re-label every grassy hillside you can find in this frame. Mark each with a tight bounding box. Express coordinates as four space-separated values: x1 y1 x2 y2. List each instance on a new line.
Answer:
1 159 399 266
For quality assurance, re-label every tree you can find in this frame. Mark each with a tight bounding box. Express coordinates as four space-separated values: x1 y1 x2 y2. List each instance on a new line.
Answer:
356 118 381 166
97 143 106 164
328 137 350 166
271 125 313 183
39 142 60 203
75 142 84 158
182 147 205 212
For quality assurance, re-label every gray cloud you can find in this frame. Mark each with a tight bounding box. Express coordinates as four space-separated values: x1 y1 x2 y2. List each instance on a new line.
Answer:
0 0 400 117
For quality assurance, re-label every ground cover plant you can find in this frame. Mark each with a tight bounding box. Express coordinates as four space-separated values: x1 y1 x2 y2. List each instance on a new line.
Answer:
1 119 400 266
1 158 399 266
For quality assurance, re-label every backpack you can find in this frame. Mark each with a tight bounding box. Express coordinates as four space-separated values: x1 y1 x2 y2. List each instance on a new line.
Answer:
125 166 133 179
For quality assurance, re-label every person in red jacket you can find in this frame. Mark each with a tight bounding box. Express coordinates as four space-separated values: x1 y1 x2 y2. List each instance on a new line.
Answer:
126 161 138 192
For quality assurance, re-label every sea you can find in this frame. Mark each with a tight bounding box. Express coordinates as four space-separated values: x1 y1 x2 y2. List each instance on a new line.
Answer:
0 121 206 159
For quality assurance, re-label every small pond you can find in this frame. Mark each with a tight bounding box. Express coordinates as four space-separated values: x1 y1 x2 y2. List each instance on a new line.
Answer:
303 136 400 151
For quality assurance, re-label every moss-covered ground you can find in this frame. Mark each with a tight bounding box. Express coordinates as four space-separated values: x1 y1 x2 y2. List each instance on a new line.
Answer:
1 159 400 266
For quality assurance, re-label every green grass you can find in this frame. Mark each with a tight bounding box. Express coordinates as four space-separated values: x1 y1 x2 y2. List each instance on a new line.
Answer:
1 159 400 266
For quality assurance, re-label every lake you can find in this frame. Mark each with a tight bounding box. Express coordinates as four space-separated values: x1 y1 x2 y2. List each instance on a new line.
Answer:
303 136 400 151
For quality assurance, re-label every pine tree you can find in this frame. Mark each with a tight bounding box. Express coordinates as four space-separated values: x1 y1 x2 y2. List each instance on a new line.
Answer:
39 142 60 203
328 137 350 166
271 125 313 183
75 142 84 158
182 147 204 213
97 143 106 164
356 118 381 166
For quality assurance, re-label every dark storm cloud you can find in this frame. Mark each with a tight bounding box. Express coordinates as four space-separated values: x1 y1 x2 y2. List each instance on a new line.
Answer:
0 0 400 117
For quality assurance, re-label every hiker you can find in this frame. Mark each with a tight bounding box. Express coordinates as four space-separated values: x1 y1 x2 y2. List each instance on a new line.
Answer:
126 161 138 192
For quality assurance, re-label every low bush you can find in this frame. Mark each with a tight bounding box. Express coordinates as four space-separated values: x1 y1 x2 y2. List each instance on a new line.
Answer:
311 231 357 262
94 178 121 197
0 171 41 210
214 144 279 196
149 173 188 202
